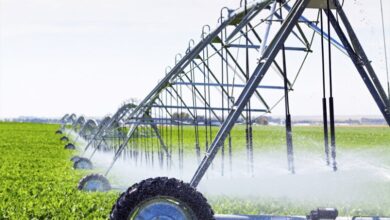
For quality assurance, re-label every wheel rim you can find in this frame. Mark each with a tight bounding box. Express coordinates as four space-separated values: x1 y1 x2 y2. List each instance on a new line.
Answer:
71 156 79 161
84 179 105 191
76 160 91 169
66 144 74 149
129 197 195 220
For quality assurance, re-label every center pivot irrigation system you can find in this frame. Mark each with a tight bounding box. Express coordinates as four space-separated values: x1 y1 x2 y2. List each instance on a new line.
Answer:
56 0 390 219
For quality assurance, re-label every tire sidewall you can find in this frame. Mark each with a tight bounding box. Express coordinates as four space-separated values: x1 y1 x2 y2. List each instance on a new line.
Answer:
110 177 214 220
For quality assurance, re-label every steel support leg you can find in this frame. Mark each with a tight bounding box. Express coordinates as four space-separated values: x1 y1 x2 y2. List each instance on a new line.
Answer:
328 1 390 125
324 9 390 125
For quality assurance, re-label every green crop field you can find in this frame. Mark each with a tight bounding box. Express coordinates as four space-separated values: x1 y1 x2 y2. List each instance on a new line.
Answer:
1 122 390 219
166 124 390 152
0 123 117 219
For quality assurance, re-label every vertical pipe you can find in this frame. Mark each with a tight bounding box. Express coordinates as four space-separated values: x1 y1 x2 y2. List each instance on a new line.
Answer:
320 9 330 166
160 107 164 169
180 86 184 172
327 0 337 171
202 40 209 154
280 3 294 174
244 0 254 176
151 122 154 168
322 98 330 164
285 114 294 173
176 83 183 175
206 42 213 171
224 27 233 176
169 90 173 169
190 60 201 164
220 16 225 177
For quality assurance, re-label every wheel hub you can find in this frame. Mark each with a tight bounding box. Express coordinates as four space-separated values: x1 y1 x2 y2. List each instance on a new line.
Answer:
84 180 104 191
77 161 91 169
130 198 194 220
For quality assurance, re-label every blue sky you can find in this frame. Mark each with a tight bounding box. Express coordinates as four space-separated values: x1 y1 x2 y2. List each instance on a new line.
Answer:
0 0 389 118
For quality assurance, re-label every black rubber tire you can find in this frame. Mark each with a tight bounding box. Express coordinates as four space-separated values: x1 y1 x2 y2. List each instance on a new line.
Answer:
64 143 76 150
70 156 80 163
78 173 111 192
110 177 214 220
73 157 93 170
60 136 69 142
55 130 62 134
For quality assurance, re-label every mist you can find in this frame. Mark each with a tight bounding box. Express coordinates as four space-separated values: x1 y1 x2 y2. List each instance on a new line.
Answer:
73 133 390 208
